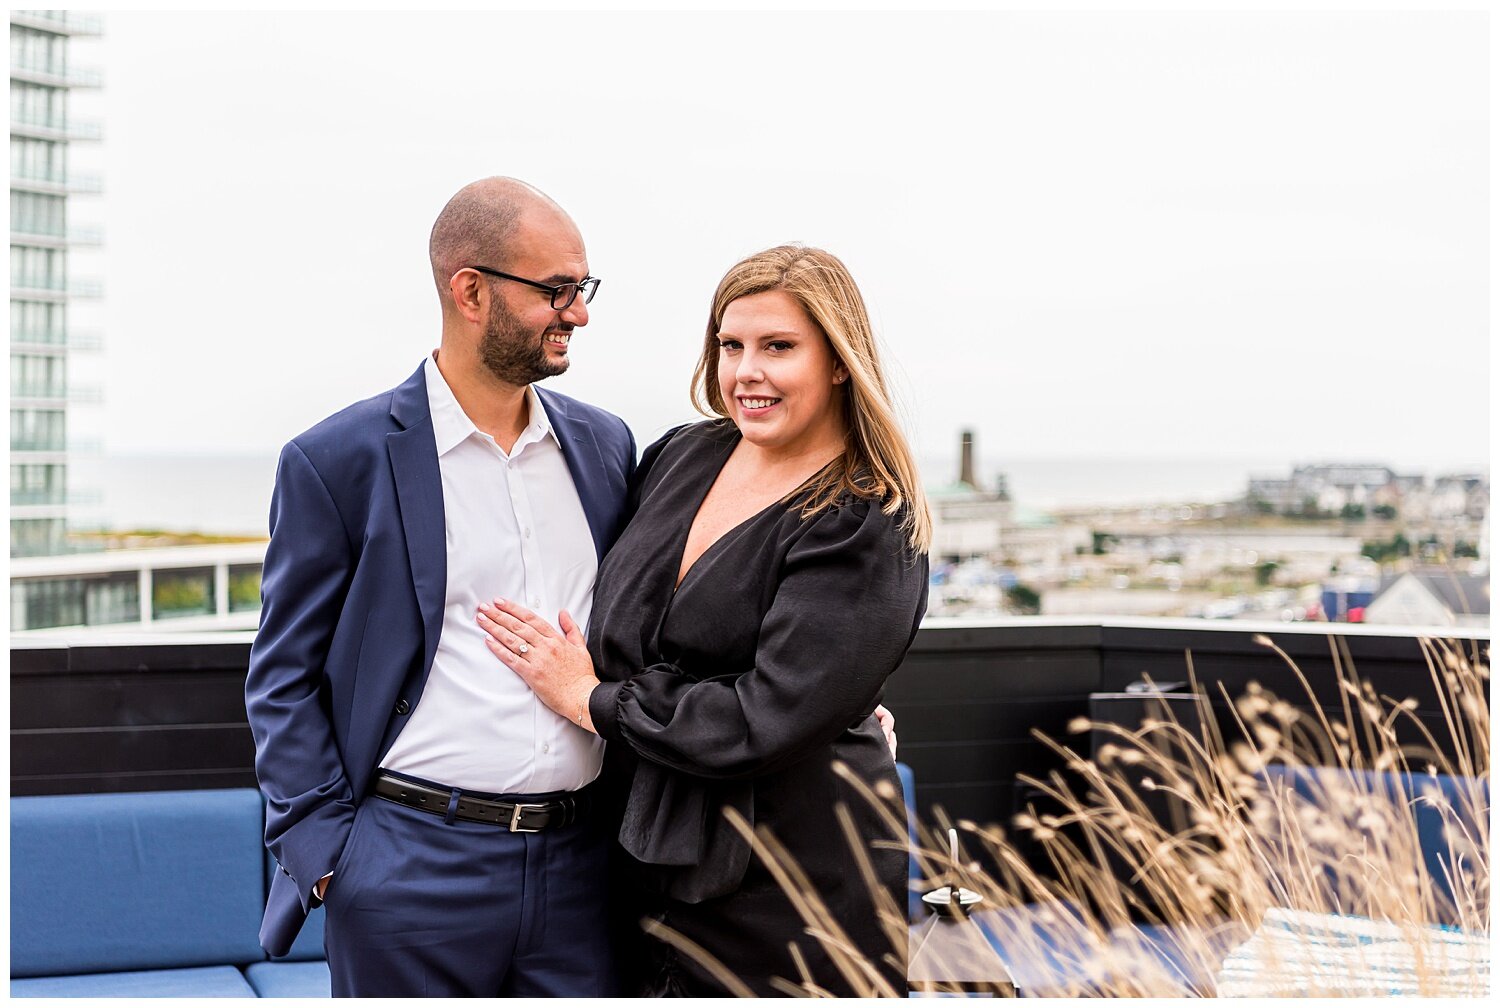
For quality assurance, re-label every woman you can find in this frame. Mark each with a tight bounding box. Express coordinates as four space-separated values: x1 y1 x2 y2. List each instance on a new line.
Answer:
477 245 931 996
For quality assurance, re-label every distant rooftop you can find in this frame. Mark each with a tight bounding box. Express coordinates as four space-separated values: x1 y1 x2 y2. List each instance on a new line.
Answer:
1376 568 1490 617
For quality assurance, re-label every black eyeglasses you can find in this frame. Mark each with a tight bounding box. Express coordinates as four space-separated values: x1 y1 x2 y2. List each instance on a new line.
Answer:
466 265 601 311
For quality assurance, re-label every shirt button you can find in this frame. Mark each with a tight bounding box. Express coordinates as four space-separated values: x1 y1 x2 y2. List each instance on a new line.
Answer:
531 598 541 607
542 743 550 754
524 528 532 539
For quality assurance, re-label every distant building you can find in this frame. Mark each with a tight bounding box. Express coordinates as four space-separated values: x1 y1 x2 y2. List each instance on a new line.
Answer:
930 430 1012 562
1248 463 1427 516
10 9 104 557
10 542 265 632
1428 475 1489 521
1363 568 1490 628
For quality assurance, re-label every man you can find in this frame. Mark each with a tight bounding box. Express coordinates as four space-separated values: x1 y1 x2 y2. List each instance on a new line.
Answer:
245 178 633 996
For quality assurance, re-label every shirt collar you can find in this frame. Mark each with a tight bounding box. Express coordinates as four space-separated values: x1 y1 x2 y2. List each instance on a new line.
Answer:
423 353 559 457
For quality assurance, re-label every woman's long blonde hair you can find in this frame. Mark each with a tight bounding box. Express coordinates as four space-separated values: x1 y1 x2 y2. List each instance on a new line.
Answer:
691 244 932 554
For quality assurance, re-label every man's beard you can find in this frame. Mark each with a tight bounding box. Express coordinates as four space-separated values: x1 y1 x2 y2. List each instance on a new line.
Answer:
478 296 569 386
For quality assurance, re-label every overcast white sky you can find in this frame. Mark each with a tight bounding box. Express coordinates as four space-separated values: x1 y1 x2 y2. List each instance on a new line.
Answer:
68 8 1489 476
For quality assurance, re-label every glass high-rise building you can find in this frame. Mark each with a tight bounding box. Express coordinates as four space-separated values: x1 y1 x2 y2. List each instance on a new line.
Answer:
10 9 102 557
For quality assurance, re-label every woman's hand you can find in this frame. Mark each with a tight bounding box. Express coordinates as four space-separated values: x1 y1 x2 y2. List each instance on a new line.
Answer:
477 598 600 734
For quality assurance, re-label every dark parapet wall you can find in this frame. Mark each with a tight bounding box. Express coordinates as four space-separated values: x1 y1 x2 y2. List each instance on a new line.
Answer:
885 622 1487 831
11 637 258 795
9 624 1490 808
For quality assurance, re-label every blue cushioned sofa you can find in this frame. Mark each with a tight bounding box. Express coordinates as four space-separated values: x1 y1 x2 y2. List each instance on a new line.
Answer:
10 788 329 997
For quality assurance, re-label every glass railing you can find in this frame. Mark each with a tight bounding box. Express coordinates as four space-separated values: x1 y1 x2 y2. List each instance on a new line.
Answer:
68 119 103 141
14 277 104 297
10 437 67 452
11 221 67 240
8 53 67 77
66 225 103 245
10 165 67 186
13 113 106 140
10 276 67 292
67 329 102 350
11 489 67 507
67 385 103 404
9 329 69 346
9 109 67 132
8 50 101 81
10 382 68 400
11 170 105 192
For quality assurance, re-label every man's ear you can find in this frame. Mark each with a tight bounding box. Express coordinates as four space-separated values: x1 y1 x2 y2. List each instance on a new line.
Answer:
448 268 486 325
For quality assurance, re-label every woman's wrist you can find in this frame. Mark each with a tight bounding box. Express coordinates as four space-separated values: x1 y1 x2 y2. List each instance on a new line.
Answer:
573 678 598 733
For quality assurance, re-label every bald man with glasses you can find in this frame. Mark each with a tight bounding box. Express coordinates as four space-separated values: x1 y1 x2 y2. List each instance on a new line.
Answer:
246 177 632 996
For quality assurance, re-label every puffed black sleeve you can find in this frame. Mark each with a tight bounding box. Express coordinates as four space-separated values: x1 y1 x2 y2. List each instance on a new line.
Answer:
588 498 928 780
625 423 691 515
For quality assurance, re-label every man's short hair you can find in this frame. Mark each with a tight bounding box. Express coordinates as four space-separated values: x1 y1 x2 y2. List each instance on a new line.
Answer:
428 178 541 298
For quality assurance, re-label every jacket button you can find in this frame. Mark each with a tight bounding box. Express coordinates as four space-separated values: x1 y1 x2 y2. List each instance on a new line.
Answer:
395 699 411 715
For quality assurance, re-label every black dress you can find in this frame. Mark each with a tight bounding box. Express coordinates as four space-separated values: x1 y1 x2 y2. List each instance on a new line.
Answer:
586 421 929 997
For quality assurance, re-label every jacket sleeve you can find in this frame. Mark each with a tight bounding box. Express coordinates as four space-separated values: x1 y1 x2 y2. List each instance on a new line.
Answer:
245 440 358 912
589 500 928 780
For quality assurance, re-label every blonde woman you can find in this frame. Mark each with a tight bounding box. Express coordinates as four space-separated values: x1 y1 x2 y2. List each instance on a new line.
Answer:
479 245 931 996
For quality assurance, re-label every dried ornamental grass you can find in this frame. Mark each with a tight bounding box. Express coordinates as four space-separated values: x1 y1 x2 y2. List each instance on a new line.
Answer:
659 636 1489 997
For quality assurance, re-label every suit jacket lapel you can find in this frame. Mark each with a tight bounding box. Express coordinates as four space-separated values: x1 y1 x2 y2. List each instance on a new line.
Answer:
388 364 446 675
538 388 611 561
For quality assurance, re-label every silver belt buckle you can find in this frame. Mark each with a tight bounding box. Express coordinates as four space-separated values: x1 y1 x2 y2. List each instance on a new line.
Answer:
508 802 547 832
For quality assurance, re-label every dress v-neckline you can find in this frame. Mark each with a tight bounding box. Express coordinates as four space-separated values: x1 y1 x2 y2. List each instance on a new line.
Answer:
670 425 842 595
673 428 760 595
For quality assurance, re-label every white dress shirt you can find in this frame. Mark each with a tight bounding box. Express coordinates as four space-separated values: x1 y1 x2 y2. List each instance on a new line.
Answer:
380 354 603 794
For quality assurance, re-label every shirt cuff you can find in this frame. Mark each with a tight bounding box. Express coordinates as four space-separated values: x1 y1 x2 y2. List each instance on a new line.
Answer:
588 681 625 741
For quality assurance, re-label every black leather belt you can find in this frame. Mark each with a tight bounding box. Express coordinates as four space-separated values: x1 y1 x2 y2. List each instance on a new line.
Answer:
372 772 583 832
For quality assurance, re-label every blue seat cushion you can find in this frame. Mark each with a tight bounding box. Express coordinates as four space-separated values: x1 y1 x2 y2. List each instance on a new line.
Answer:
896 761 923 920
244 959 332 997
1259 766 1490 925
10 965 257 997
10 789 268 977
971 900 1105 994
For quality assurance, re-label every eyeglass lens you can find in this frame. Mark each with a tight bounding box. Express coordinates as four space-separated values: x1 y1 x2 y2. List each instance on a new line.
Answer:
553 278 599 310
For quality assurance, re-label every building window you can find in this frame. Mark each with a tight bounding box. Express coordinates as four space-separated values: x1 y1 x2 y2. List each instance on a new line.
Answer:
9 518 67 560
10 407 66 451
11 300 66 344
10 573 141 630
10 352 66 399
87 574 141 626
10 80 65 130
11 25 66 77
10 135 64 183
10 408 66 451
227 564 262 613
11 190 65 236
10 244 66 290
152 567 216 619
10 462 65 505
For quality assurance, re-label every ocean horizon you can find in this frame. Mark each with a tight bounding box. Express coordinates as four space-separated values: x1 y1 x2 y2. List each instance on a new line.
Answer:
65 452 1490 537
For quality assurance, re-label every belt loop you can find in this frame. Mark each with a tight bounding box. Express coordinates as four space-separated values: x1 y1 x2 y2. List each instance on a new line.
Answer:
443 788 461 826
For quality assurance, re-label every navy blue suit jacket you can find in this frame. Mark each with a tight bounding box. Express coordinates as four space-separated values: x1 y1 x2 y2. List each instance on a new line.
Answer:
245 361 635 957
